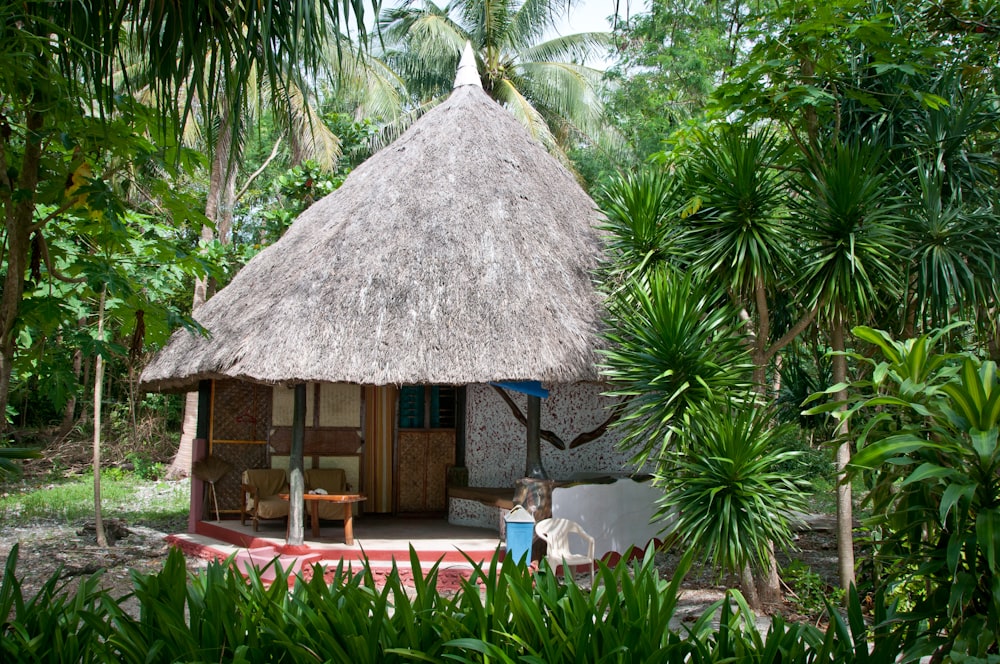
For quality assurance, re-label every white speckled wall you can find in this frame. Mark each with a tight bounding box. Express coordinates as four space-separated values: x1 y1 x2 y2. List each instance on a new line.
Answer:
465 382 640 486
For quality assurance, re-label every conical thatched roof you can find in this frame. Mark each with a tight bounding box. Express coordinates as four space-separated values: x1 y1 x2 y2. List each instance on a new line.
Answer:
140 46 605 392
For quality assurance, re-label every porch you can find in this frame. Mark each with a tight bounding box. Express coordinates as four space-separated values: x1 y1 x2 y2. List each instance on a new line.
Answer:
166 516 506 590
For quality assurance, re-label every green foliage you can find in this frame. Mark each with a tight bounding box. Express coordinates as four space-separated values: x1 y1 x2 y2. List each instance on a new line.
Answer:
124 453 164 481
0 444 42 479
657 404 810 576
784 560 844 617
681 126 794 301
770 426 833 482
822 325 1000 659
597 169 682 277
0 540 935 663
604 0 766 162
794 141 905 320
0 545 121 662
600 266 754 465
0 475 188 528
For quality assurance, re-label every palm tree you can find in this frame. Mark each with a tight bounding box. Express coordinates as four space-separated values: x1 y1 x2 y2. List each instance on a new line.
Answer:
0 0 374 431
376 0 615 162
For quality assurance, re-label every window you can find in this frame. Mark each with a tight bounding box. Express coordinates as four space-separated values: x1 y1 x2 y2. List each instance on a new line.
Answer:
398 385 456 429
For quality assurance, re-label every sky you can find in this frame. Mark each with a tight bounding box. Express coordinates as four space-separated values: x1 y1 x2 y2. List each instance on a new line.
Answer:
547 0 645 69
551 0 626 36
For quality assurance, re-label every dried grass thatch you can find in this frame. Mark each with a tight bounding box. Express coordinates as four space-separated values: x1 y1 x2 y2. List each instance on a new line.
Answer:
141 57 605 392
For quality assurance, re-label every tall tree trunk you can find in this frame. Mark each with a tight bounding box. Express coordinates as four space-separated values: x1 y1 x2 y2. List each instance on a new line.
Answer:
831 308 855 591
167 113 237 479
92 287 108 547
0 109 44 433
740 563 762 611
58 343 83 437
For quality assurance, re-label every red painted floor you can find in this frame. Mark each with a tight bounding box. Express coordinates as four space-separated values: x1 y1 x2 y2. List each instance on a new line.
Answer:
167 516 508 590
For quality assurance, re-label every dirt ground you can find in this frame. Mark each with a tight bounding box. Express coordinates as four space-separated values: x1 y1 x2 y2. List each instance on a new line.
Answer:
0 518 209 617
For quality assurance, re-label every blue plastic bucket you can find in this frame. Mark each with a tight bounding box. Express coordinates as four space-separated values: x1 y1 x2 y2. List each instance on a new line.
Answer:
504 505 535 564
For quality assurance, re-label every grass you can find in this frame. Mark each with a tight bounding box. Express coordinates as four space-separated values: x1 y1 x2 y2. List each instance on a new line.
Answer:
0 473 189 531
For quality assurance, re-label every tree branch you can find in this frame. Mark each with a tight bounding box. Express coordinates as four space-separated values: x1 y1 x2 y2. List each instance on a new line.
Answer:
492 385 566 450
35 232 87 284
235 137 283 202
763 306 818 364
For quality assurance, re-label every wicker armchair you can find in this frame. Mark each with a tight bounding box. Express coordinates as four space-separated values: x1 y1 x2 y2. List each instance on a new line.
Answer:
240 468 290 531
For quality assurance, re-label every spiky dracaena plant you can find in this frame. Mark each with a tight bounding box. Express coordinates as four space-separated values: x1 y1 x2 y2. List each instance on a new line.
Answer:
600 266 753 467
656 404 809 601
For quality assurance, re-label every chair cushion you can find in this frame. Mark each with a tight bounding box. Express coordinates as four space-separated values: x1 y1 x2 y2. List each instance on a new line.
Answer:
255 496 290 520
305 468 346 494
243 468 289 497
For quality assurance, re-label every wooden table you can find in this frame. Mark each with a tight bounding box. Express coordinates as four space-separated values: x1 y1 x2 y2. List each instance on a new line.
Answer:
282 493 367 544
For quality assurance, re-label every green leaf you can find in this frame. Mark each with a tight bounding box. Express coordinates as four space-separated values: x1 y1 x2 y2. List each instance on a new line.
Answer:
900 462 955 486
976 509 1000 574
940 483 975 524
970 428 998 464
851 434 937 468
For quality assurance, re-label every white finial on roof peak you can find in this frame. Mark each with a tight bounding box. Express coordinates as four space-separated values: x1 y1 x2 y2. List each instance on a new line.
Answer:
453 41 482 89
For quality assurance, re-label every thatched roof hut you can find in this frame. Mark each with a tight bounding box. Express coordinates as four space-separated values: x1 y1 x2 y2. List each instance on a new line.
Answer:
140 45 605 392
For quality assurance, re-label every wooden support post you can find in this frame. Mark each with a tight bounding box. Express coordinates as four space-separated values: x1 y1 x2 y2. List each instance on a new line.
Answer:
524 395 547 479
287 383 306 546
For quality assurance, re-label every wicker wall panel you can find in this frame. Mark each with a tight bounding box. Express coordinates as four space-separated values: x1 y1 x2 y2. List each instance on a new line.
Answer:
396 431 455 513
213 380 272 442
397 432 426 513
271 384 315 427
209 442 268 512
318 384 362 427
426 431 455 511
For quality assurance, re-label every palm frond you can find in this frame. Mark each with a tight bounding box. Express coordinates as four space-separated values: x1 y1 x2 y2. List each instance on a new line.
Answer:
519 31 613 67
902 162 1000 329
510 0 572 49
514 61 604 134
492 77 561 154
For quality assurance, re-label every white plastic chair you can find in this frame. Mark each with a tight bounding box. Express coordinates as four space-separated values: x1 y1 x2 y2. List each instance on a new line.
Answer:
535 517 595 585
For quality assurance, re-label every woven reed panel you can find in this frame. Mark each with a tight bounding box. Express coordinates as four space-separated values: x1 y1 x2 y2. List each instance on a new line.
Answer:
209 442 268 512
318 384 362 427
425 431 455 511
396 431 455 512
271 383 314 427
397 431 426 512
213 380 271 442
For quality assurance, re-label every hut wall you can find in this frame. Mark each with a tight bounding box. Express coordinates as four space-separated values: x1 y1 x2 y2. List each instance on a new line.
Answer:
207 380 272 513
463 382 634 486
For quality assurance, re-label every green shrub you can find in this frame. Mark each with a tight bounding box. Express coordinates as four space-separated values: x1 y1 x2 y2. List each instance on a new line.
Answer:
821 325 1000 660
125 452 164 480
783 559 844 617
0 542 911 663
